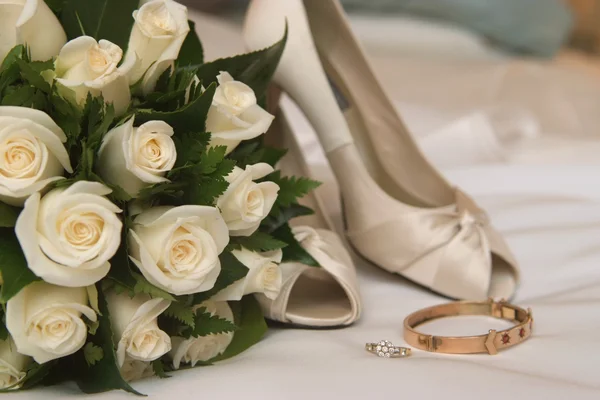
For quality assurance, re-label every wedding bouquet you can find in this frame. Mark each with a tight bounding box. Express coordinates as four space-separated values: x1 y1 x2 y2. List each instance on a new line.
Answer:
0 0 318 394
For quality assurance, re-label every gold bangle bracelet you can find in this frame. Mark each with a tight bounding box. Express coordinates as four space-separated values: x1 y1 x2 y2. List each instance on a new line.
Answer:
403 298 533 355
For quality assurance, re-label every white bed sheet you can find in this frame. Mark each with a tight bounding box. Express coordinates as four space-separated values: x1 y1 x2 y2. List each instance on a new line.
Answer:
8 11 600 400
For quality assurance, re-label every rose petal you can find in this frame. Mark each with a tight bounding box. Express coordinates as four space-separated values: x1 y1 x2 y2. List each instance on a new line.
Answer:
15 191 114 287
15 0 67 61
55 36 98 76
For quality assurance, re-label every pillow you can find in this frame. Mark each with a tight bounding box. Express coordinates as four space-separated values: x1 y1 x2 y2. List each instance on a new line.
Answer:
340 0 573 57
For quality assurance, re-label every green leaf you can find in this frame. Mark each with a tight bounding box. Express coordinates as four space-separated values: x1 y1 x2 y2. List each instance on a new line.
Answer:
74 286 143 395
1 85 36 106
135 82 216 133
44 0 67 14
194 252 248 303
198 145 227 174
261 203 314 233
15 59 51 93
83 94 115 151
136 181 186 205
260 146 288 167
265 171 321 208
196 25 287 98
48 85 83 141
60 0 138 49
83 342 104 366
164 301 195 329
133 272 176 302
230 232 287 252
0 230 39 303
0 202 20 227
0 322 8 341
186 307 237 338
106 241 137 293
272 224 319 267
0 45 25 73
166 138 235 207
152 360 170 379
228 140 288 169
87 320 100 335
210 296 267 362
20 361 58 390
172 131 211 169
142 66 200 112
176 20 204 66
182 177 229 207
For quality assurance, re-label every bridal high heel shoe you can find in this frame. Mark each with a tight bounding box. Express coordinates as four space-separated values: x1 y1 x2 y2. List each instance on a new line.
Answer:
256 107 361 327
244 0 520 300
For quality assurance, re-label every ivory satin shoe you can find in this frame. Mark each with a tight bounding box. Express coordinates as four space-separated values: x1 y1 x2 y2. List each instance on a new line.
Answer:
256 110 362 327
244 0 520 300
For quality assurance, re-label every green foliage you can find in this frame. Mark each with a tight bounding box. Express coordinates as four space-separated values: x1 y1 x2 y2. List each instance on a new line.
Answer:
87 320 100 335
264 171 321 208
228 139 288 169
210 296 267 362
132 272 176 302
69 95 116 181
229 232 287 253
182 307 237 338
139 66 201 112
193 252 249 304
135 82 216 133
176 21 204 66
152 360 170 379
106 237 137 295
262 203 315 234
83 343 104 366
60 0 139 50
172 131 211 168
74 286 142 395
0 46 54 109
272 223 319 267
142 137 234 207
164 300 196 329
196 25 287 100
19 361 58 390
0 230 40 303
0 203 20 228
44 0 67 15
0 321 8 341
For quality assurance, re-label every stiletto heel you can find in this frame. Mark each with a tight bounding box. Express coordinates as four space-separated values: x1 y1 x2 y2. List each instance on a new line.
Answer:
257 107 362 327
244 0 519 300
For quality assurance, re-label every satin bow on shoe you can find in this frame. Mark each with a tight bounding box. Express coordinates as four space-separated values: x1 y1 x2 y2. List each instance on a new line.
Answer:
347 189 519 301
256 226 362 327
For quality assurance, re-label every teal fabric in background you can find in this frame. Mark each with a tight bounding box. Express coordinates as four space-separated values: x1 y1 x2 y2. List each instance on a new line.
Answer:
339 0 573 57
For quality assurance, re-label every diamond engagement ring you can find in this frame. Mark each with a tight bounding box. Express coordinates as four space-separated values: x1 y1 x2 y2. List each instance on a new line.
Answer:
365 340 411 358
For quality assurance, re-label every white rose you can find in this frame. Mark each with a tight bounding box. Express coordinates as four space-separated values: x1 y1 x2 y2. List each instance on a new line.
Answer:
97 117 177 197
55 36 135 116
125 0 189 94
0 0 67 63
0 336 30 389
128 206 230 295
169 300 234 369
217 163 279 236
106 291 171 367
120 356 154 382
0 106 72 206
206 72 274 153
15 181 123 287
212 248 283 301
6 282 97 364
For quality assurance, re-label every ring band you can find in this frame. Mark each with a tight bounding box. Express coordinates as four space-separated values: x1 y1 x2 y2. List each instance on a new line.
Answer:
403 298 533 355
365 340 411 358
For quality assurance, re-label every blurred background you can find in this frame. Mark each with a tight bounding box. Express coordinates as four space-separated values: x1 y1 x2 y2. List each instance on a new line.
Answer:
181 0 600 167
